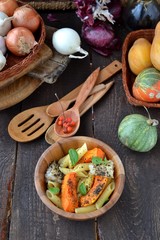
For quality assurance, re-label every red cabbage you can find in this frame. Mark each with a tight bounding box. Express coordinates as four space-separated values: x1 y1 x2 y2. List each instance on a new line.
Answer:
82 21 120 56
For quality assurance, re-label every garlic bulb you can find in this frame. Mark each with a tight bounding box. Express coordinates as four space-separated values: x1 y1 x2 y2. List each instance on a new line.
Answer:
52 28 88 59
0 11 13 36
0 50 6 71
0 36 7 55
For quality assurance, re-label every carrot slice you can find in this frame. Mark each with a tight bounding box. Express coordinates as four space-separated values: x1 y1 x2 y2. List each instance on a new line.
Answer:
78 147 105 164
80 176 110 207
61 172 78 212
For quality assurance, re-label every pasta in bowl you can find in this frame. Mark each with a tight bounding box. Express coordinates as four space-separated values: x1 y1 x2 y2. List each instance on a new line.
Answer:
34 136 125 220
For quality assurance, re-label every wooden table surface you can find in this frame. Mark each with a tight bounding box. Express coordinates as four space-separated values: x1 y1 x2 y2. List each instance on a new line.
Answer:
1 10 160 240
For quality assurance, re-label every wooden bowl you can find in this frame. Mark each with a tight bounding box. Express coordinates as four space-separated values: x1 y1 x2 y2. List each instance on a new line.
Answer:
0 2 46 89
34 136 125 220
122 29 160 108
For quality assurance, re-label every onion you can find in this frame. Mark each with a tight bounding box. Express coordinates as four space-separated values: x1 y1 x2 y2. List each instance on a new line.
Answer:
0 0 18 16
6 27 37 56
12 5 40 33
82 22 120 56
52 28 88 59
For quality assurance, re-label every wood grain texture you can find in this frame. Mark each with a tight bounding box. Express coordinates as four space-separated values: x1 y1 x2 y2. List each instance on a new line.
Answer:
1 10 160 240
0 76 42 111
8 105 53 142
45 82 114 144
54 68 100 138
0 26 70 110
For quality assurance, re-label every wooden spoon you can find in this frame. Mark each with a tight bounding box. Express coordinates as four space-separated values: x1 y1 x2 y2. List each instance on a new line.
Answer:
54 67 100 138
46 83 106 118
45 81 114 144
7 68 99 142
46 60 122 117
8 60 122 142
7 83 105 142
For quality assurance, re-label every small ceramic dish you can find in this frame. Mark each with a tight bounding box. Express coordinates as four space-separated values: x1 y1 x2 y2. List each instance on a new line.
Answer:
34 136 125 220
122 29 160 108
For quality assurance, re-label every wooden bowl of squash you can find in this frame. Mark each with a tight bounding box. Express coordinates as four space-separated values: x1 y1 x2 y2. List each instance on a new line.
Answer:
122 29 160 108
34 136 125 220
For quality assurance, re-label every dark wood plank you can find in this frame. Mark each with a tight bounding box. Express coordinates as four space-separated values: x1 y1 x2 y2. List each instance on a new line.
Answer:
1 8 160 240
91 23 160 240
0 106 20 240
8 11 96 240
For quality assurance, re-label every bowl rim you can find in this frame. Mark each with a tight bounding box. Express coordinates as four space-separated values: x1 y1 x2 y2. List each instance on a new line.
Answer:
34 136 125 220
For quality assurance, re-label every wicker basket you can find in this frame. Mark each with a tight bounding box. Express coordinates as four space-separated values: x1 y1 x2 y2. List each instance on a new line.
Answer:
18 0 76 10
0 2 46 88
121 29 160 108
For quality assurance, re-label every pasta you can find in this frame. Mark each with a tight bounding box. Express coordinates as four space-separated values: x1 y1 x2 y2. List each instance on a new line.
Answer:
47 180 60 188
95 181 115 209
76 171 88 178
75 204 97 214
58 155 70 168
59 167 71 175
83 174 94 192
46 190 62 209
73 163 90 172
77 174 94 193
59 167 88 178
58 142 88 168
45 143 115 214
68 143 88 168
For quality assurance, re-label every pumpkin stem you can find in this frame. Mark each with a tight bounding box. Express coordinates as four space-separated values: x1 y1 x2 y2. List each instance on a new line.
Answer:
144 106 159 126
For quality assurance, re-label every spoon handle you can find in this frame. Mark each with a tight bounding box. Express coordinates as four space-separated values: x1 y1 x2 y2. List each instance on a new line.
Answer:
45 81 114 144
46 60 122 116
73 67 100 110
46 83 106 117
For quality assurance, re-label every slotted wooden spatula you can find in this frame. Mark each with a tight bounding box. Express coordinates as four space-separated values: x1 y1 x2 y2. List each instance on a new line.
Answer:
7 84 105 142
8 60 122 142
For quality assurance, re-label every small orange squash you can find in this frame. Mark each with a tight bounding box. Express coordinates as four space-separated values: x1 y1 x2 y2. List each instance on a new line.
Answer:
132 67 160 102
150 21 160 71
128 37 152 75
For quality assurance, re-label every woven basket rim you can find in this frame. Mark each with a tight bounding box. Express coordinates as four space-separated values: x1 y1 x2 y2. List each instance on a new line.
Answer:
0 2 46 89
121 28 160 108
19 0 76 10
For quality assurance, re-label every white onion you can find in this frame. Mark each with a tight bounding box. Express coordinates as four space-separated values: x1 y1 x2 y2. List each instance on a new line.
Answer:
52 28 88 59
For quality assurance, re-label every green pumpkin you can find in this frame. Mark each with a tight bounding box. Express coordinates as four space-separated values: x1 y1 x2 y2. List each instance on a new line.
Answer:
118 113 158 152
